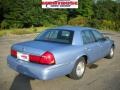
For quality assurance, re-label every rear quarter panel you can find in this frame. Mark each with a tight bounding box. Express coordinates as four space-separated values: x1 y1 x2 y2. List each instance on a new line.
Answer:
50 45 86 74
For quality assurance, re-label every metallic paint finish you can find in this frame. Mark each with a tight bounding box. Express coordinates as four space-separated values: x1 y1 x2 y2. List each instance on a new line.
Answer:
7 26 114 80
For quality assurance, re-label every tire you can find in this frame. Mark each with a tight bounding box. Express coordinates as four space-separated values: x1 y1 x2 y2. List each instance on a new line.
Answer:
68 57 86 80
106 47 114 59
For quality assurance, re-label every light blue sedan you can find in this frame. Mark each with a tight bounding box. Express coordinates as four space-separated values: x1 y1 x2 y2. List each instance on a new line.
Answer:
7 26 115 80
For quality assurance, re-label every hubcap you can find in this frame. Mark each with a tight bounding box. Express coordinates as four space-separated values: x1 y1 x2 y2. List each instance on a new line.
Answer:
76 61 85 77
110 48 114 57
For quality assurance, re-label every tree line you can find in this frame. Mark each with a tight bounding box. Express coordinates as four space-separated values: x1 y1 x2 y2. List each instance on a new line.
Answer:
0 0 120 31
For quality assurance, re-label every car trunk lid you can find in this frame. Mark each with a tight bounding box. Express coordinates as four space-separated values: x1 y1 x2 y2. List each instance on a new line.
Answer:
12 40 68 55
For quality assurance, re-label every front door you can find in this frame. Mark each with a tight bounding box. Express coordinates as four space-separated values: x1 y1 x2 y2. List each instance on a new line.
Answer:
81 30 102 63
91 30 111 57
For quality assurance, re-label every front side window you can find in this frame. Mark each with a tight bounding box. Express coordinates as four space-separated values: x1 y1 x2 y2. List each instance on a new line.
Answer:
81 30 95 44
35 29 74 44
92 30 103 41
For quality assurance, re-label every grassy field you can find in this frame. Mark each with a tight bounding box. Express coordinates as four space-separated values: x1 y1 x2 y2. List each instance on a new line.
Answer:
0 27 49 37
0 26 118 37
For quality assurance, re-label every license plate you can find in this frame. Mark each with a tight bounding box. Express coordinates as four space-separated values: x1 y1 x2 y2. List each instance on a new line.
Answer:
17 52 29 62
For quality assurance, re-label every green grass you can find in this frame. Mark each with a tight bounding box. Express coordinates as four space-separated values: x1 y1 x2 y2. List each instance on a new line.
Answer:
0 26 118 37
0 27 49 37
0 31 6 37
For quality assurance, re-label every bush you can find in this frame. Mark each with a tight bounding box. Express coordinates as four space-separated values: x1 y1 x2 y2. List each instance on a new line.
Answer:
87 19 100 28
114 21 120 31
1 20 10 29
88 19 116 31
1 20 24 29
100 20 115 30
68 16 87 26
54 15 67 25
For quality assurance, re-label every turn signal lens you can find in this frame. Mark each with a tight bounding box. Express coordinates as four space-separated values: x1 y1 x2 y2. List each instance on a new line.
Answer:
11 49 17 57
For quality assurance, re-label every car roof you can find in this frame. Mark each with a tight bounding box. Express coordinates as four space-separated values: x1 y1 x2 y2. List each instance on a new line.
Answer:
50 26 97 32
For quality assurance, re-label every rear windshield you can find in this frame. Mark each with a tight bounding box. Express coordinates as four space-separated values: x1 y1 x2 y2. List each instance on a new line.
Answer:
35 29 74 44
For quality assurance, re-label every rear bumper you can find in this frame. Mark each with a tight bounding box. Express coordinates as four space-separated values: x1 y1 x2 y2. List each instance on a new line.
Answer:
7 55 73 80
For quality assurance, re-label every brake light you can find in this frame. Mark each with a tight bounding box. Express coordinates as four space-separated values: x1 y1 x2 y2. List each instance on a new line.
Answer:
11 49 17 57
29 51 55 65
29 55 40 63
40 51 55 64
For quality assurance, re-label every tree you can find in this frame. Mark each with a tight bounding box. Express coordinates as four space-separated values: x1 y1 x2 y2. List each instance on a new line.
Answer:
93 0 120 31
77 0 94 18
1 0 68 28
93 0 116 20
1 0 43 28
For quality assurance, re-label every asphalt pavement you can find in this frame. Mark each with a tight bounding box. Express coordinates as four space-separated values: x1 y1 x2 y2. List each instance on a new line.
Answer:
0 31 120 90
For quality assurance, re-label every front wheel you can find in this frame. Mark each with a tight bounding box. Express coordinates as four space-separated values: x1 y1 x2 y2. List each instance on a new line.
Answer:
106 47 114 59
68 57 86 80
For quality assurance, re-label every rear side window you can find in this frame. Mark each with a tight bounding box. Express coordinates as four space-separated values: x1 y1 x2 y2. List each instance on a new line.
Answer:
81 30 95 44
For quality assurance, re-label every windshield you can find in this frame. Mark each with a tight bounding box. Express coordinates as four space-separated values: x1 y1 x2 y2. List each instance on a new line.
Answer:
35 29 74 44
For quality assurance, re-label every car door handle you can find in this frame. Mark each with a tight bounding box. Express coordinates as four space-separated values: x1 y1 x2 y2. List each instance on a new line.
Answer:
85 48 91 51
97 44 103 47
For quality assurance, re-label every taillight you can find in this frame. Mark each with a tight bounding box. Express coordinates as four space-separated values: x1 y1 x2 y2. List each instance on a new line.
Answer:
29 55 41 64
40 51 55 64
29 51 55 65
11 49 17 57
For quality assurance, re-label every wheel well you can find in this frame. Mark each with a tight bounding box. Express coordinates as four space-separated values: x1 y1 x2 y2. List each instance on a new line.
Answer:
112 44 115 49
82 55 88 64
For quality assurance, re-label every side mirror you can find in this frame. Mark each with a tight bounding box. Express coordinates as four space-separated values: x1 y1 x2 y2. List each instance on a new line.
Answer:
104 36 110 40
97 37 108 42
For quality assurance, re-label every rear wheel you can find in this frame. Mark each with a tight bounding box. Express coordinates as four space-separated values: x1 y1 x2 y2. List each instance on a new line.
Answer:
68 57 86 80
106 47 114 59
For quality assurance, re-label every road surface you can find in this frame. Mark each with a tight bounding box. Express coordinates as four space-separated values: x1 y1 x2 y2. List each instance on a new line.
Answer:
0 31 120 90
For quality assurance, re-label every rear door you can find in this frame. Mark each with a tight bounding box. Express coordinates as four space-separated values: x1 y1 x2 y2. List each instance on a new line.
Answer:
81 30 102 63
